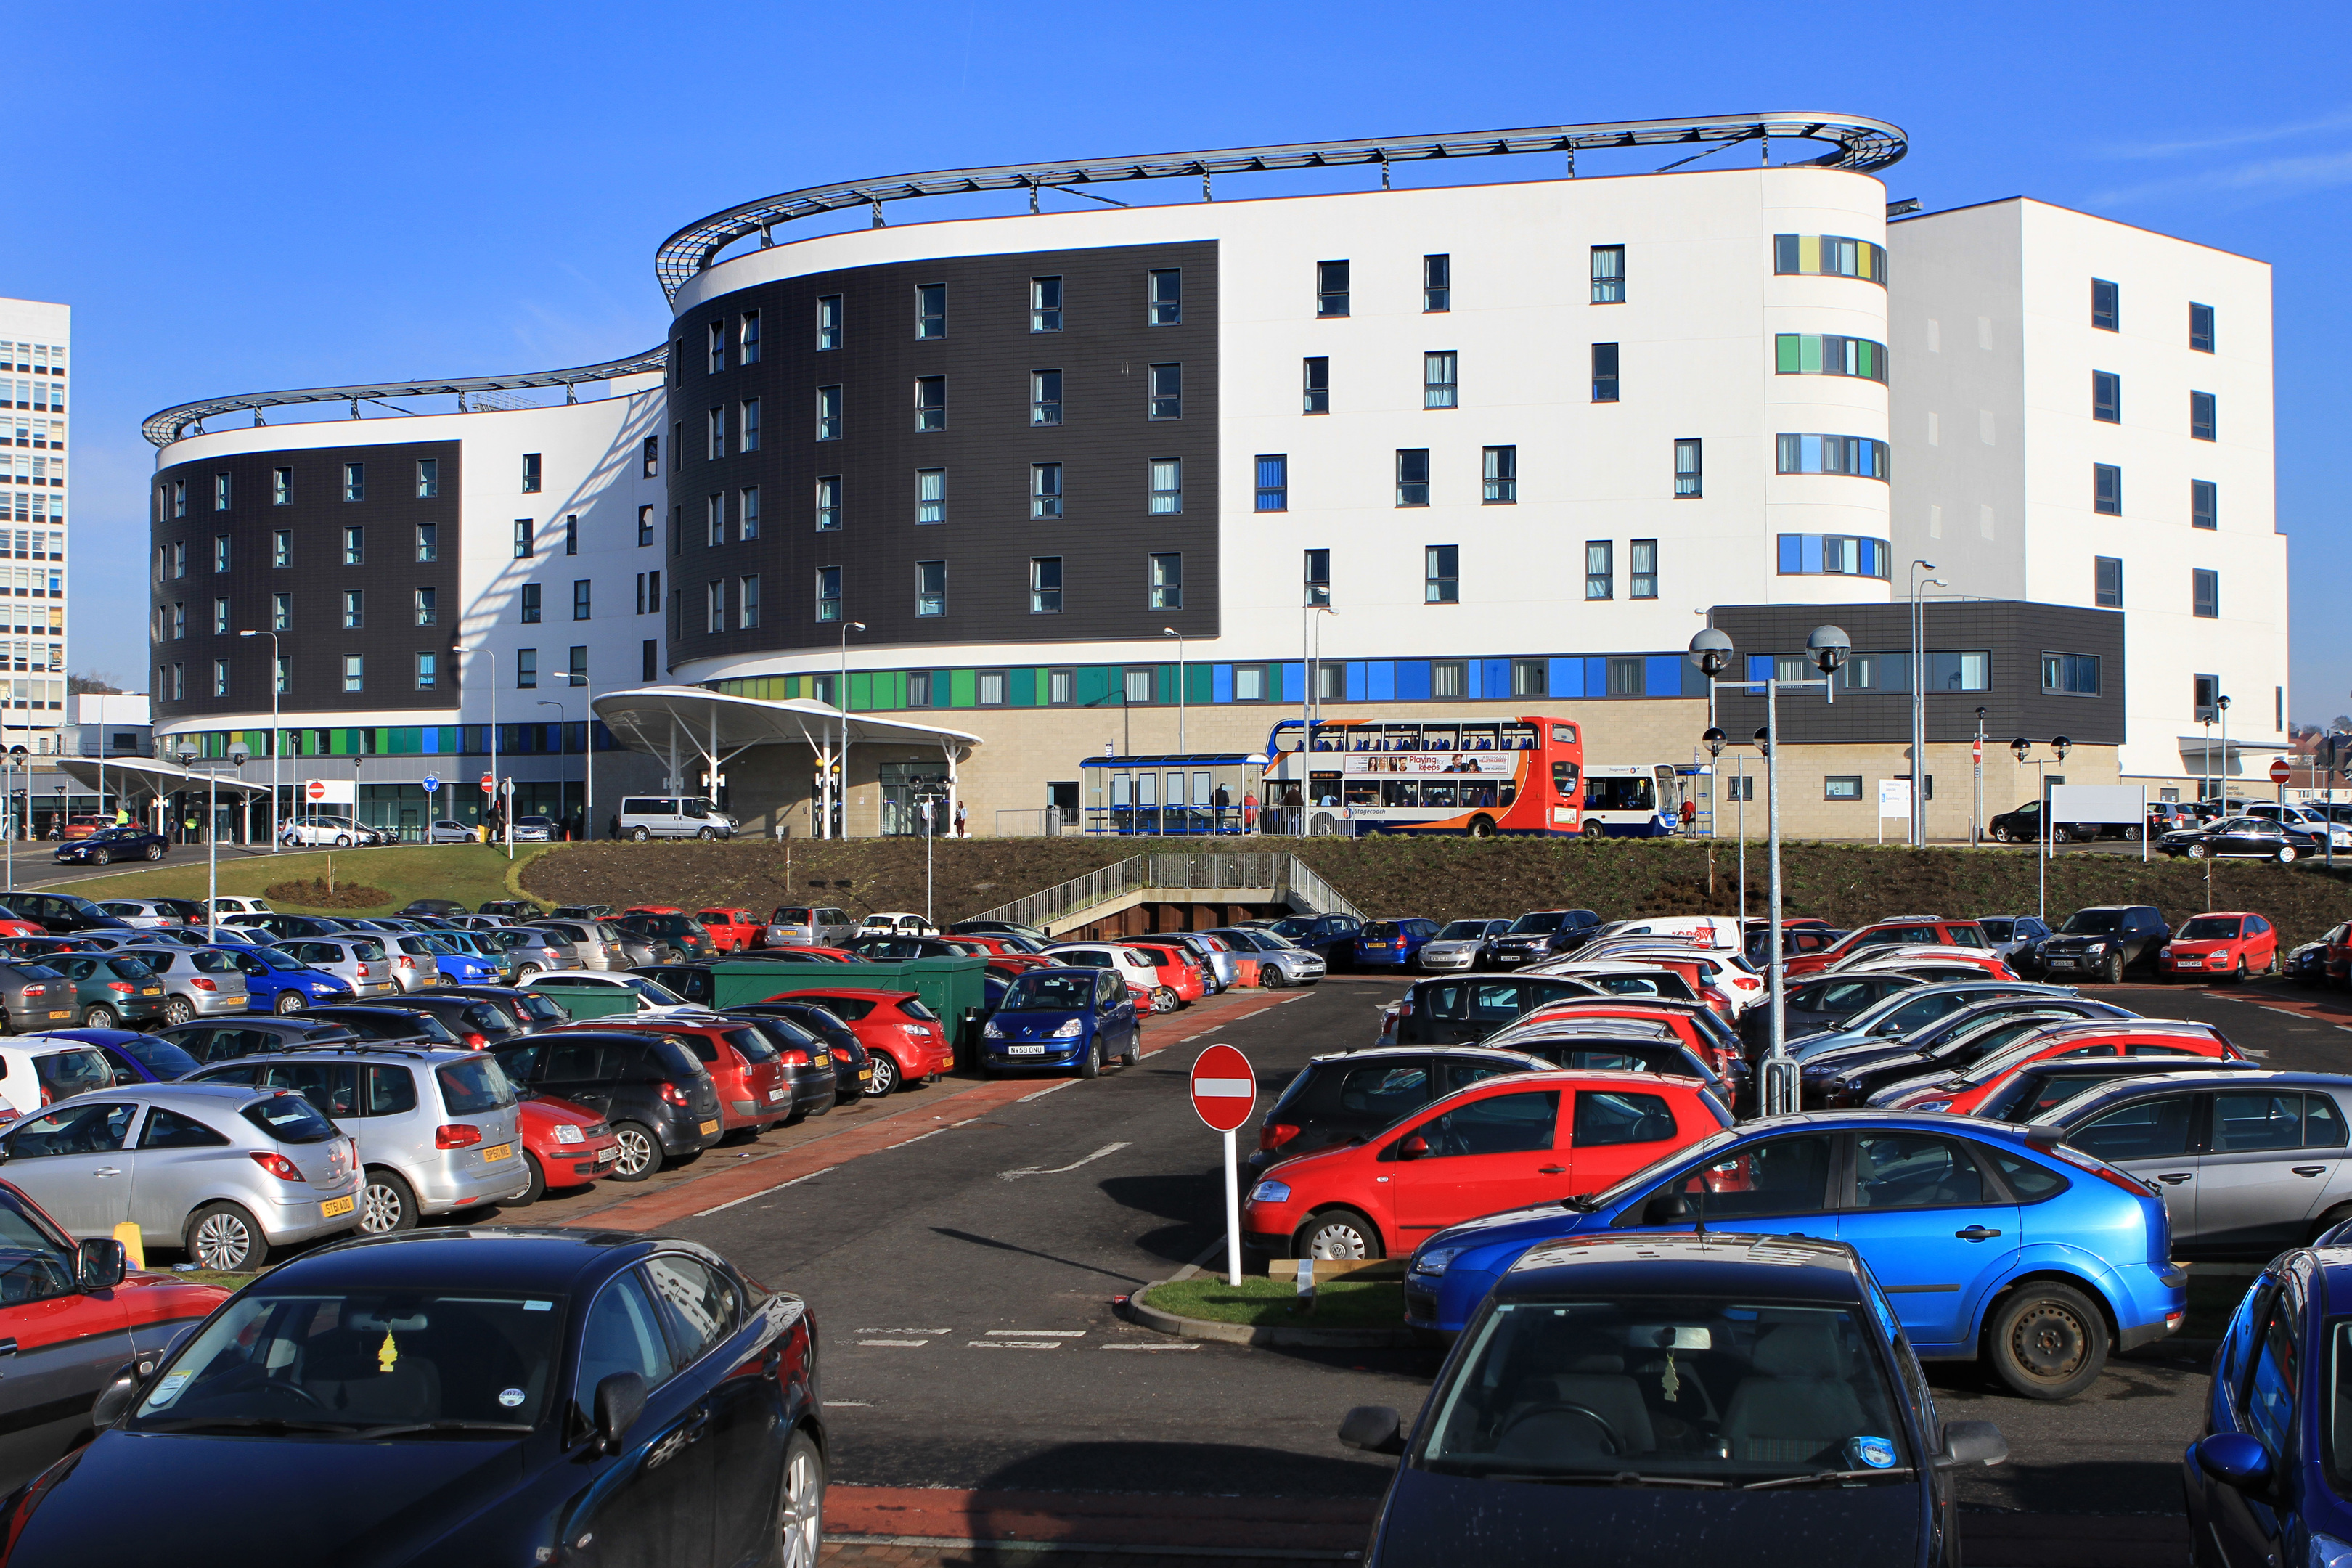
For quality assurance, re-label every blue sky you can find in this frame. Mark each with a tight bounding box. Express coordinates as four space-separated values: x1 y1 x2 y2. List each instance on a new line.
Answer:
27 1 2349 716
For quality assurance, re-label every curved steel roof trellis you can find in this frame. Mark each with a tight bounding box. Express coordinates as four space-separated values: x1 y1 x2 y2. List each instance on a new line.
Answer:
142 343 670 448
654 110 1908 301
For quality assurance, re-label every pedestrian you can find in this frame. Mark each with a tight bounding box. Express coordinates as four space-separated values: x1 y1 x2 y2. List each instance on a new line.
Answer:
1680 797 1696 834
1242 791 1258 833
1214 781 1231 833
954 802 967 838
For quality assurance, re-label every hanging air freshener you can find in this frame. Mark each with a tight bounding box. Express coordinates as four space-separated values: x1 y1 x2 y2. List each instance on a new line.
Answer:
378 1330 399 1373
1661 1349 1681 1403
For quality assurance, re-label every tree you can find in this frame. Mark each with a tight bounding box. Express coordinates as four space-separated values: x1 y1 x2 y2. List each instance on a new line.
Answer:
68 672 125 695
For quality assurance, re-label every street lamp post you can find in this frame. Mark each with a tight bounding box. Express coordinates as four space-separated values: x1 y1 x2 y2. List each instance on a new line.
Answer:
175 746 249 915
238 629 282 850
1908 563 1945 846
0 747 21 892
1689 624 1850 1115
2009 736 2073 923
1972 706 1988 846
2218 694 2233 812
1164 627 1186 752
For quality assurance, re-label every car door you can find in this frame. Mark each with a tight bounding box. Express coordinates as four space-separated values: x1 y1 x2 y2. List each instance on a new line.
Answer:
1617 1130 1839 1240
1566 1086 1691 1192
1834 1131 2021 1351
539 1038 618 1118
1387 1087 1564 1237
0 1184 134 1493
568 1263 713 1568
2194 1090 2351 1259
0 1101 139 1235
2065 1091 2201 1244
643 1251 779 1568
2206 1282 2298 1568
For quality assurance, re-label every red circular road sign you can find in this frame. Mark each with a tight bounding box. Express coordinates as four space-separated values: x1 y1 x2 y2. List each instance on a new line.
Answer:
1190 1043 1257 1133
304 780 327 803
480 772 496 793
2271 758 2295 783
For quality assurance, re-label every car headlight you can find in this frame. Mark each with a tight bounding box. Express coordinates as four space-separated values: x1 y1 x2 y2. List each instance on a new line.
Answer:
984 1018 1004 1037
1840 1079 1865 1094
1248 1180 1291 1204
1051 1017 1084 1037
2160 947 2173 959
552 1123 584 1145
1910 1098 1955 1114
1413 1245 1466 1276
2086 941 2107 952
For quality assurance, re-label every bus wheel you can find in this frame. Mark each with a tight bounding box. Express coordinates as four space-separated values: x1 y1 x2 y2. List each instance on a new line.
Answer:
1581 821 1606 840
1468 816 1496 839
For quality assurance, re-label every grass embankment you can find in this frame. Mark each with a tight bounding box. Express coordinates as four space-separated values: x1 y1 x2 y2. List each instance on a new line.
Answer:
518 837 2352 952
50 845 550 919
1143 1274 1405 1330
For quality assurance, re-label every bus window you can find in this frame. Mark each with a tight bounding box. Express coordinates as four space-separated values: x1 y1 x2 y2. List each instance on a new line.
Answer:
1461 723 1498 751
1348 730 1378 752
1423 723 1458 753
1498 782 1518 806
1585 775 1655 812
1382 780 1420 807
1384 724 1421 752
1310 726 1340 751
1553 761 1580 799
1423 781 1456 809
1503 723 1537 749
1344 779 1380 807
1462 782 1498 807
1310 772 1342 807
1273 726 1302 753
1551 724 1578 745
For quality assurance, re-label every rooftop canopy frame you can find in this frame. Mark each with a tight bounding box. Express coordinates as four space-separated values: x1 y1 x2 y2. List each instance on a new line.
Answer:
54 754 274 805
590 685 982 840
654 110 1908 300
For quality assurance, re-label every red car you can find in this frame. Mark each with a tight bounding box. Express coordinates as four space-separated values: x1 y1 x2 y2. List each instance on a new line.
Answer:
1877 1021 2242 1115
2159 911 2279 982
558 1016 791 1136
1241 1069 1727 1259
695 908 764 953
759 985 952 1096
515 1095 621 1201
1782 915 1993 979
1501 999 1742 1079
1122 942 1207 1008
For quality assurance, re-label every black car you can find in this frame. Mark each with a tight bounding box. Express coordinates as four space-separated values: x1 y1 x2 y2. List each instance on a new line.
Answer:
1339 1231 2004 1568
1985 799 2111 844
701 1013 840 1123
1969 1052 2267 1122
156 1016 362 1064
372 992 536 1047
1248 1045 1548 1177
727 1001 871 1105
9 1227 825 1568
302 1003 473 1050
479 900 538 918
401 899 470 918
2289 926 2345 986
550 905 613 920
1505 1029 1740 1108
0 893 134 934
1484 909 1603 968
437 984 571 1033
1392 974 1601 1046
1261 912 1365 970
491 1029 724 1180
2160 814 2324 864
49 826 169 867
844 934 973 961
1802 998 2134 1108
2037 905 2172 982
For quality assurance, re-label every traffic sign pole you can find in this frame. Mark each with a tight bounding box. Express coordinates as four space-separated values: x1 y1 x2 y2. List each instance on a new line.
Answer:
1190 1045 1257 1286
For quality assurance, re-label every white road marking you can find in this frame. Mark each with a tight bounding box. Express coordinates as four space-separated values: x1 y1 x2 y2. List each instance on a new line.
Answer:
1017 1079 1079 1103
984 1329 1087 1337
857 1339 931 1347
891 1129 947 1149
856 1328 952 1335
1102 1342 1201 1352
825 1400 873 1406
694 1166 836 1217
970 1339 1062 1350
998 1141 1132 1181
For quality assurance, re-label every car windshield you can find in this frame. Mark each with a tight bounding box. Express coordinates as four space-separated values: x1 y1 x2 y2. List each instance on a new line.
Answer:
115 1034 202 1079
1005 972 1098 1010
1266 918 1319 940
1508 913 1567 934
1416 1294 1908 1486
435 1058 515 1115
621 978 687 1005
1977 920 2017 942
133 1289 565 1434
1363 923 1408 939
2060 910 2126 935
1438 922 1495 941
2178 917 2245 941
898 997 938 1022
107 957 157 981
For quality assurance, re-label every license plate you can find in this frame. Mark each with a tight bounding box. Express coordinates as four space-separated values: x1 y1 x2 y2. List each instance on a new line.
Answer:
320 1196 356 1219
1008 1044 1046 1055
143 987 162 995
858 1068 873 1081
698 1119 719 1135
46 1010 67 1019
2050 959 2077 968
813 1052 828 1065
481 1143 513 1162
596 1146 616 1164
768 1087 787 1101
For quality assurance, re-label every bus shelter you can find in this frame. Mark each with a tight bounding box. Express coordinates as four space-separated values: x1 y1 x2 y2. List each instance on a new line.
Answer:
54 755 274 842
1081 754 1270 835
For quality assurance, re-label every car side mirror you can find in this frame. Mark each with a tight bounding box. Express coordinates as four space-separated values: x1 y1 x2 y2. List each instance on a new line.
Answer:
1933 1419 2009 1470
1397 1135 1429 1161
75 1238 126 1292
91 1361 144 1428
593 1371 647 1452
1643 1191 1695 1226
2192 1432 2271 1492
1337 1404 1405 1455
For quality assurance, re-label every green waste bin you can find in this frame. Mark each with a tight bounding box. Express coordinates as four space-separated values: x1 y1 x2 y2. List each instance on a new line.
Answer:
706 956 991 1061
525 986 642 1021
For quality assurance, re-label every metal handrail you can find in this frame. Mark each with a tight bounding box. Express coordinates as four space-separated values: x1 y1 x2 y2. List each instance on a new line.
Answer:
969 851 1363 931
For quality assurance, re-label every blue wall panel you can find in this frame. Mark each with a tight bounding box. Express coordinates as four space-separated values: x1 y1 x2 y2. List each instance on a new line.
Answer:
1212 664 1233 703
1367 661 1395 701
1397 661 1431 701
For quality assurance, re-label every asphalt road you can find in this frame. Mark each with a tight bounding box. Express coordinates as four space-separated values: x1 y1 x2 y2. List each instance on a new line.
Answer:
644 968 2352 1519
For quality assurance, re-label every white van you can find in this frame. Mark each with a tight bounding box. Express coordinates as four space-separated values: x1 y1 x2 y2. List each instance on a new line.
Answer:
1599 915 1743 950
614 797 739 841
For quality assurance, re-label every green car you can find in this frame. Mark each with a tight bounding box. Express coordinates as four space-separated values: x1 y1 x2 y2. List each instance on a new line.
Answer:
42 952 173 1028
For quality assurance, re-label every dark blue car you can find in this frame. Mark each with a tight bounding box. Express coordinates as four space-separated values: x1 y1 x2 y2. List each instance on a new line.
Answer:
1341 1232 2008 1568
39 1026 200 1083
1402 1111 2185 1400
0 1227 826 1568
1355 919 1442 971
980 966 1139 1077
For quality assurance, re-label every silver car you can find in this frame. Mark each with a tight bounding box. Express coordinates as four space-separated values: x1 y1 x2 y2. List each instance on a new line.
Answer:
764 905 858 948
487 926 581 979
274 936 397 998
383 933 449 994
189 1048 529 1231
527 920 628 971
0 1082 361 1268
1416 918 1512 973
118 946 252 1024
97 901 184 930
1204 926 1327 987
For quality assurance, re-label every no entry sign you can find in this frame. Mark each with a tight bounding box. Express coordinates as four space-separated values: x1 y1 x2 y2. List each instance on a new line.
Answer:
480 772 496 793
1190 1044 1257 1132
2271 758 2294 784
304 780 326 803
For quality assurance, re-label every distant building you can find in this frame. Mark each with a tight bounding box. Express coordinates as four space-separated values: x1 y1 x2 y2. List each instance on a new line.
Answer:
0 298 68 756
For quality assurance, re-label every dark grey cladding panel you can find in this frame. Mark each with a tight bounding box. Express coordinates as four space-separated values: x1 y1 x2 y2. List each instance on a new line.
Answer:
1708 599 2126 747
151 439 462 722
665 240 1217 669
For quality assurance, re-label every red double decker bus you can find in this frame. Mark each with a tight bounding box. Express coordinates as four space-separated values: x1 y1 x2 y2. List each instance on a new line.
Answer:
1261 715 1583 837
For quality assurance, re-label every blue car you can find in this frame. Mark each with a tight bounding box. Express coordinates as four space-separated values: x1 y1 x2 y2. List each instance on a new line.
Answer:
1342 1232 2009 1568
39 1026 201 1082
419 933 510 986
1355 918 1442 971
2184 1241 2352 1567
1403 1111 2185 1400
221 944 354 1013
981 966 1140 1077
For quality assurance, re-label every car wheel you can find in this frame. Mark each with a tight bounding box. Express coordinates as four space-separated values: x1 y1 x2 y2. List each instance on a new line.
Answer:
1078 1037 1102 1079
161 997 194 1026
274 990 306 1014
359 1169 420 1234
2124 824 2142 841
1580 821 1605 840
82 1004 117 1029
2279 846 2299 864
1151 986 1178 1014
334 835 352 847
2102 950 2123 986
606 1122 660 1181
143 844 164 861
186 1201 268 1270
864 1053 899 1097
778 1428 826 1568
2186 842 2208 859
1297 1206 1384 1262
631 826 652 843
2308 1204 2352 1246
517 1150 547 1205
2232 958 2249 985
89 849 109 866
1259 964 1284 989
516 963 542 981
1987 1282 2109 1400
1121 1034 1139 1068
698 827 718 841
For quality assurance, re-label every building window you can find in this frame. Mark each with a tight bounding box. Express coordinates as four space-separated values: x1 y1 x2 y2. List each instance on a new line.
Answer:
643 640 659 682
965 671 1001 707
1124 669 1152 703
740 486 761 539
816 567 841 623
1302 356 1330 415
2094 462 2123 515
1590 244 1625 303
2091 278 2119 331
706 407 726 460
1585 540 1614 600
1425 544 1458 604
415 652 436 690
704 581 724 634
2095 555 2123 608
1030 369 1063 426
1776 534 1892 578
642 436 660 477
520 584 542 624
1673 437 1702 497
343 526 364 566
740 397 761 452
271 592 290 632
1824 776 1863 801
213 472 231 511
1149 459 1183 515
1031 277 1062 332
1031 462 1063 520
213 535 230 573
740 309 761 364
1048 669 1073 704
817 385 842 440
1233 663 1265 701
1395 449 1429 507
915 560 945 618
1255 454 1288 512
272 467 292 505
1511 658 1546 696
1592 343 1620 401
1630 539 1658 599
1317 260 1349 317
513 518 533 558
637 505 654 547
272 530 290 568
1149 269 1182 326
521 452 542 493
1423 254 1450 312
915 376 945 431
1304 548 1331 607
706 319 726 374
1606 657 1644 696
555 513 573 556
409 522 436 563
573 580 592 621
213 597 230 635
1148 363 1182 420
342 656 362 693
170 602 184 640
916 282 946 339
1775 433 1892 479
343 462 364 502
916 468 946 525
2189 301 2215 354
1426 659 1463 699
816 295 843 350
2193 568 2219 619
1772 234 1888 282
907 671 932 707
2092 370 2120 422
1149 553 1183 610
1482 445 1517 504
1423 351 1458 409
518 648 538 688
2192 479 2218 530
2195 673 2220 722
172 541 186 578
415 587 437 626
706 493 726 547
2191 391 2216 441
1029 557 1063 614
738 575 759 629
1773 333 1886 380
2043 652 2102 695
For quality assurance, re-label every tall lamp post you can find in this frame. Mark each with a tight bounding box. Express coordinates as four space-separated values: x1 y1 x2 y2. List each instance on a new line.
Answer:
2217 694 2232 809
174 745 249 915
1163 626 1186 752
2009 735 2073 923
1908 562 1945 846
1688 624 1850 1115
237 629 282 850
0 747 22 892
